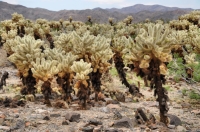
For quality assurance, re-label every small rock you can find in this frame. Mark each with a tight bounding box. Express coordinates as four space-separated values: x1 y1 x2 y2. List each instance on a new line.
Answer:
88 119 102 126
107 104 121 110
13 95 23 100
181 102 191 109
37 120 47 124
0 114 5 119
11 119 24 130
82 126 94 132
14 114 19 118
149 124 158 130
191 109 200 115
104 98 113 103
62 120 69 125
0 126 10 131
145 127 151 132
99 107 110 113
43 116 50 120
140 125 147 129
146 102 159 107
93 125 103 132
167 114 182 126
89 93 95 100
106 100 120 105
25 121 31 127
176 125 186 132
115 93 125 102
5 117 13 122
104 128 123 132
113 111 123 120
31 121 37 127
50 113 61 117
35 94 44 99
113 117 133 128
72 95 79 101
35 109 49 114
0 118 4 125
173 104 182 109
65 113 80 122
168 124 176 129
29 114 45 119
125 97 133 102
53 100 69 109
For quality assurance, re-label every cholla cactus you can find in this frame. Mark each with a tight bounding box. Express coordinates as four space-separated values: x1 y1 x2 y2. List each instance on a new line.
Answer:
88 24 114 38
71 59 93 109
12 12 24 23
179 10 200 25
8 35 43 95
31 53 59 106
71 31 113 101
108 17 114 26
69 16 73 23
111 36 140 96
8 35 43 76
145 18 150 23
31 58 59 82
124 24 175 69
155 19 164 24
114 26 136 38
123 23 177 125
87 16 92 25
1 29 17 42
54 32 74 52
2 30 18 55
123 15 133 26
55 31 112 101
49 49 77 102
169 20 191 30
36 19 48 25
184 53 198 66
189 27 200 53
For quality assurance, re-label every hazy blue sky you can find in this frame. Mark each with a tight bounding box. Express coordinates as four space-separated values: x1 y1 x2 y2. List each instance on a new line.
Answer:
1 0 199 11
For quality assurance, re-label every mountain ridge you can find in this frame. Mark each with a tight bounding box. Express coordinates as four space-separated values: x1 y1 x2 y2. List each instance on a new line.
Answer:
0 1 195 23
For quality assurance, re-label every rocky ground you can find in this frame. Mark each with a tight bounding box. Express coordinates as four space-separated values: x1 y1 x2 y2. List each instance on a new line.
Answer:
0 48 200 132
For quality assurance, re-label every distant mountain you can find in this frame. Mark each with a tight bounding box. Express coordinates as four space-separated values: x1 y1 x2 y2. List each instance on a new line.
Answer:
107 4 193 14
0 1 194 23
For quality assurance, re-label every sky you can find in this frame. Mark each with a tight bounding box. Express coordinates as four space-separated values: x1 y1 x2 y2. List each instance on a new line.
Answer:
0 0 200 11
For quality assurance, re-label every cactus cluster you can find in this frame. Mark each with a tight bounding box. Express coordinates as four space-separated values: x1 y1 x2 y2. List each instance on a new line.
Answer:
1 11 200 126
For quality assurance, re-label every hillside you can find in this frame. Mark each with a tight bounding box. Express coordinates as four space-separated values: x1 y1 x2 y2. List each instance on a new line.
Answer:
0 1 194 23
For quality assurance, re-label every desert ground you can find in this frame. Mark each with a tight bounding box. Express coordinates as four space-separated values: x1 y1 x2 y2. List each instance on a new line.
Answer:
0 47 200 132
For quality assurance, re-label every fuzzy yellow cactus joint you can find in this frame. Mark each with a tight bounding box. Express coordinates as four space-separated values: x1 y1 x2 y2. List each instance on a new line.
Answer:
71 59 93 81
8 35 44 77
123 23 176 73
31 57 59 82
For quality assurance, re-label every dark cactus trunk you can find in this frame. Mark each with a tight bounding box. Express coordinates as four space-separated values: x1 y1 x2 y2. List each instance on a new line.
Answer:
0 71 9 90
20 69 36 96
46 34 54 49
57 74 74 103
113 51 140 96
41 80 52 106
90 70 102 101
144 76 149 87
77 81 90 109
151 59 169 125
0 36 2 47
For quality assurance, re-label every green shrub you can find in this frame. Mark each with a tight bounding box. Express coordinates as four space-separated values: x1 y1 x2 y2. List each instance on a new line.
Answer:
167 54 187 82
109 67 118 76
182 89 187 96
164 85 172 91
189 90 200 99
